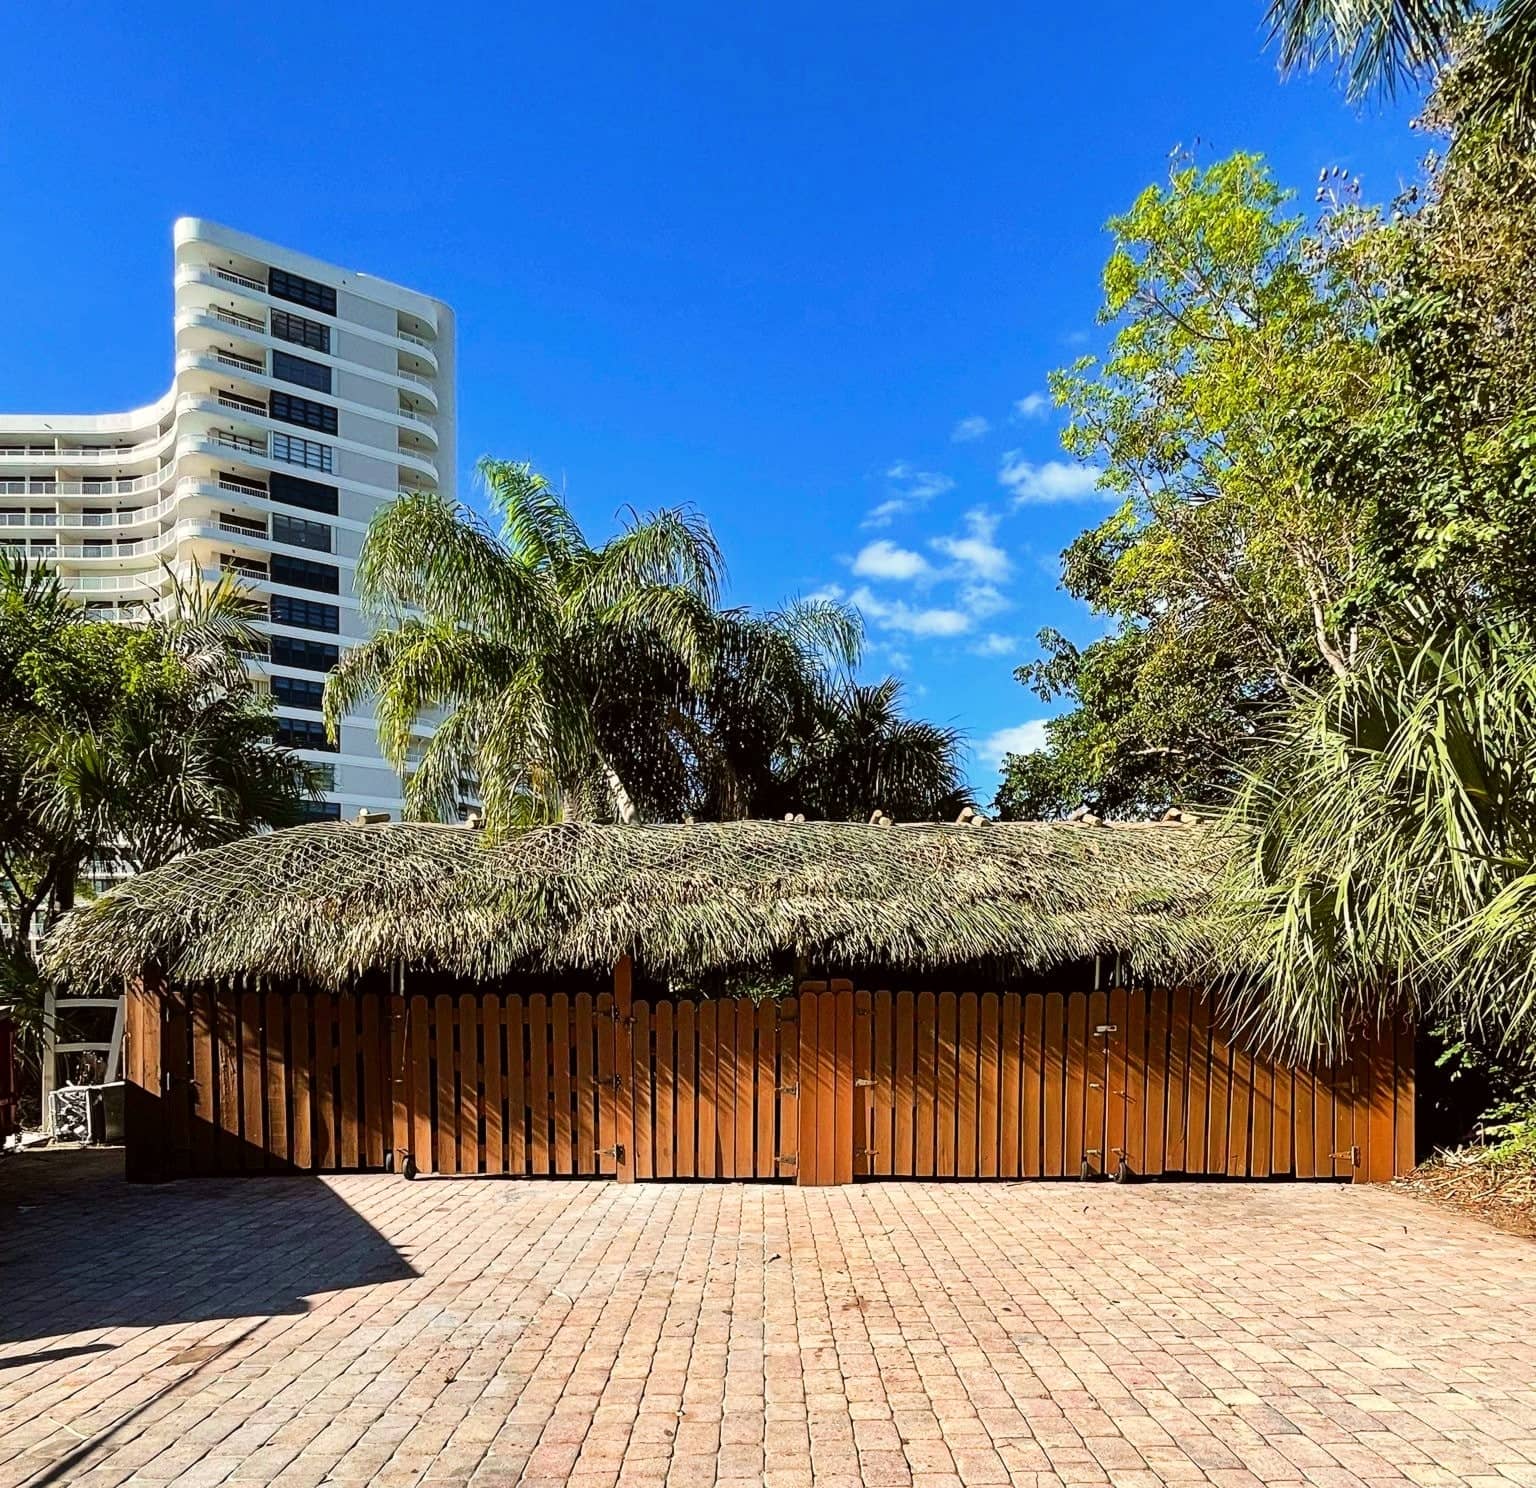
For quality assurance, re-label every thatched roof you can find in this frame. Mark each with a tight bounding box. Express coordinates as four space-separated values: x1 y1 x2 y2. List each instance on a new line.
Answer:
43 817 1226 991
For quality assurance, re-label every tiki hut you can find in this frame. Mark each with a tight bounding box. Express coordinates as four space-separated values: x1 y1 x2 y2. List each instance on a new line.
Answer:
42 817 1413 1187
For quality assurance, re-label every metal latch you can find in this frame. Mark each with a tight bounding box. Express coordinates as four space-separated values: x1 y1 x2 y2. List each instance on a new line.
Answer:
855 1078 877 1088
596 1144 626 1163
776 1152 798 1165
1094 1024 1118 1035
1329 1145 1361 1166
776 1082 799 1095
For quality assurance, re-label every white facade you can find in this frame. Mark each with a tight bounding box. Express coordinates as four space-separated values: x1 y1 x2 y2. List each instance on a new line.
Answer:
0 218 456 821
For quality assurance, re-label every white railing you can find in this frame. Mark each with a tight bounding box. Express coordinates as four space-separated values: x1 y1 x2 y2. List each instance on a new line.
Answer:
398 329 434 350
2 477 279 535
214 266 266 294
0 431 170 463
217 392 267 416
0 468 174 499
209 305 265 334
213 430 267 456
213 350 264 375
396 407 433 426
42 517 271 562
397 367 434 389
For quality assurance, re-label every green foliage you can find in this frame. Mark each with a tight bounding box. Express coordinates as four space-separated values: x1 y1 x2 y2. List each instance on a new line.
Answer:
336 460 965 827
0 556 316 1047
996 151 1375 819
1216 609 1536 1058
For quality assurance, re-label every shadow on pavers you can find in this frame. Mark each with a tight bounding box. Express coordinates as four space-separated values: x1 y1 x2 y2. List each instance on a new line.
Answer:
0 1148 415 1346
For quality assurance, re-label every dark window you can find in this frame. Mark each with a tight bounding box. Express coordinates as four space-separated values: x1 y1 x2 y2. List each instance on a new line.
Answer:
270 308 330 354
269 391 338 435
268 472 338 516
271 349 332 394
273 674 326 711
270 634 339 672
271 554 339 595
295 799 343 822
270 594 339 633
272 512 331 552
275 717 336 752
268 267 336 316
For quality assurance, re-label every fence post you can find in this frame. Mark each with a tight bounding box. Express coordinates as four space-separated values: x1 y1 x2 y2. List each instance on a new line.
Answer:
123 968 167 1182
613 956 634 1182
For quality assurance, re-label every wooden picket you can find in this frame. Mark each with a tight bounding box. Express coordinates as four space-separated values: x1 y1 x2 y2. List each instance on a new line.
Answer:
123 977 1414 1185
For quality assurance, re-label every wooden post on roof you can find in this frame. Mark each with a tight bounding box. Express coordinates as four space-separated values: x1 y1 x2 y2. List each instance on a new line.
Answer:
613 955 634 1183
123 967 167 1182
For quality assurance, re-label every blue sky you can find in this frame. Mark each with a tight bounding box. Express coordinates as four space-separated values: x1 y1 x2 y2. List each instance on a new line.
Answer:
0 3 1425 797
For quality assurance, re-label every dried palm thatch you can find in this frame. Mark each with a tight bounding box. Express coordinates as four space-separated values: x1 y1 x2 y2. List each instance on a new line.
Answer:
42 817 1226 991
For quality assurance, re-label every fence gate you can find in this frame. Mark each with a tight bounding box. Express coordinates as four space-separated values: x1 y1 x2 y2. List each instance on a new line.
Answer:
125 972 1412 1183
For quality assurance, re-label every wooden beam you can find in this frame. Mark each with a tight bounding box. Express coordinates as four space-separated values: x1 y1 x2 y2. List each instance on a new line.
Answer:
614 955 634 1182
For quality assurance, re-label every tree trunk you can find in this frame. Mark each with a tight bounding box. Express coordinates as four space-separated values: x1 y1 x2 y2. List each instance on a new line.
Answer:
601 759 640 824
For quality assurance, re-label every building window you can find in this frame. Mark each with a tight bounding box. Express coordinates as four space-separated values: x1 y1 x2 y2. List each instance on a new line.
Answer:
269 391 338 435
268 267 337 317
271 350 332 394
273 674 326 711
271 553 339 595
270 594 339 633
271 308 330 354
295 798 342 822
267 472 337 515
275 717 336 752
270 634 339 672
272 512 331 552
271 432 333 472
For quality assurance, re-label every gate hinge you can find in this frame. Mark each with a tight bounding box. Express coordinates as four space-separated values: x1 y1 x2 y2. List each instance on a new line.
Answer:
596 1144 626 1163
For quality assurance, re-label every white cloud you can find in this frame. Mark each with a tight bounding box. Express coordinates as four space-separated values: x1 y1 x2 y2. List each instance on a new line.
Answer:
951 415 991 443
850 585 971 638
959 582 1010 619
1013 392 1049 420
998 453 1106 505
931 508 1010 583
851 540 932 582
979 719 1050 770
970 633 1019 657
864 462 956 528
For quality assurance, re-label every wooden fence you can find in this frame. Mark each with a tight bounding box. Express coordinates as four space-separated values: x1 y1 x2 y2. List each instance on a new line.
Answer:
124 970 1414 1184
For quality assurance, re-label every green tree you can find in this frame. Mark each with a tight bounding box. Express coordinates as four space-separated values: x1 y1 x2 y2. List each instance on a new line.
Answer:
1266 0 1536 139
328 459 868 826
1 556 317 1040
994 152 1378 818
775 677 969 823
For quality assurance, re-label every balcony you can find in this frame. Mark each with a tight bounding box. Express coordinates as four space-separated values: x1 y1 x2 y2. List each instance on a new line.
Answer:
0 430 172 467
212 430 267 457
217 391 267 417
213 266 266 295
212 349 265 376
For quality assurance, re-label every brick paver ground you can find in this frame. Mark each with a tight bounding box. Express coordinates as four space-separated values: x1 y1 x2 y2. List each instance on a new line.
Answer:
2 1151 1533 1487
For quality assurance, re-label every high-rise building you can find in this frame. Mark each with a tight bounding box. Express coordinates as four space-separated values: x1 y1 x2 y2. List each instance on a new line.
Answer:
0 218 456 822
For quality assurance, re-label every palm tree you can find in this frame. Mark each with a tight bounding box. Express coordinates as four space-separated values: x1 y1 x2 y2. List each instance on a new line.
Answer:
327 460 736 826
1 554 317 1048
777 677 970 822
1216 606 1536 1059
1266 0 1536 137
